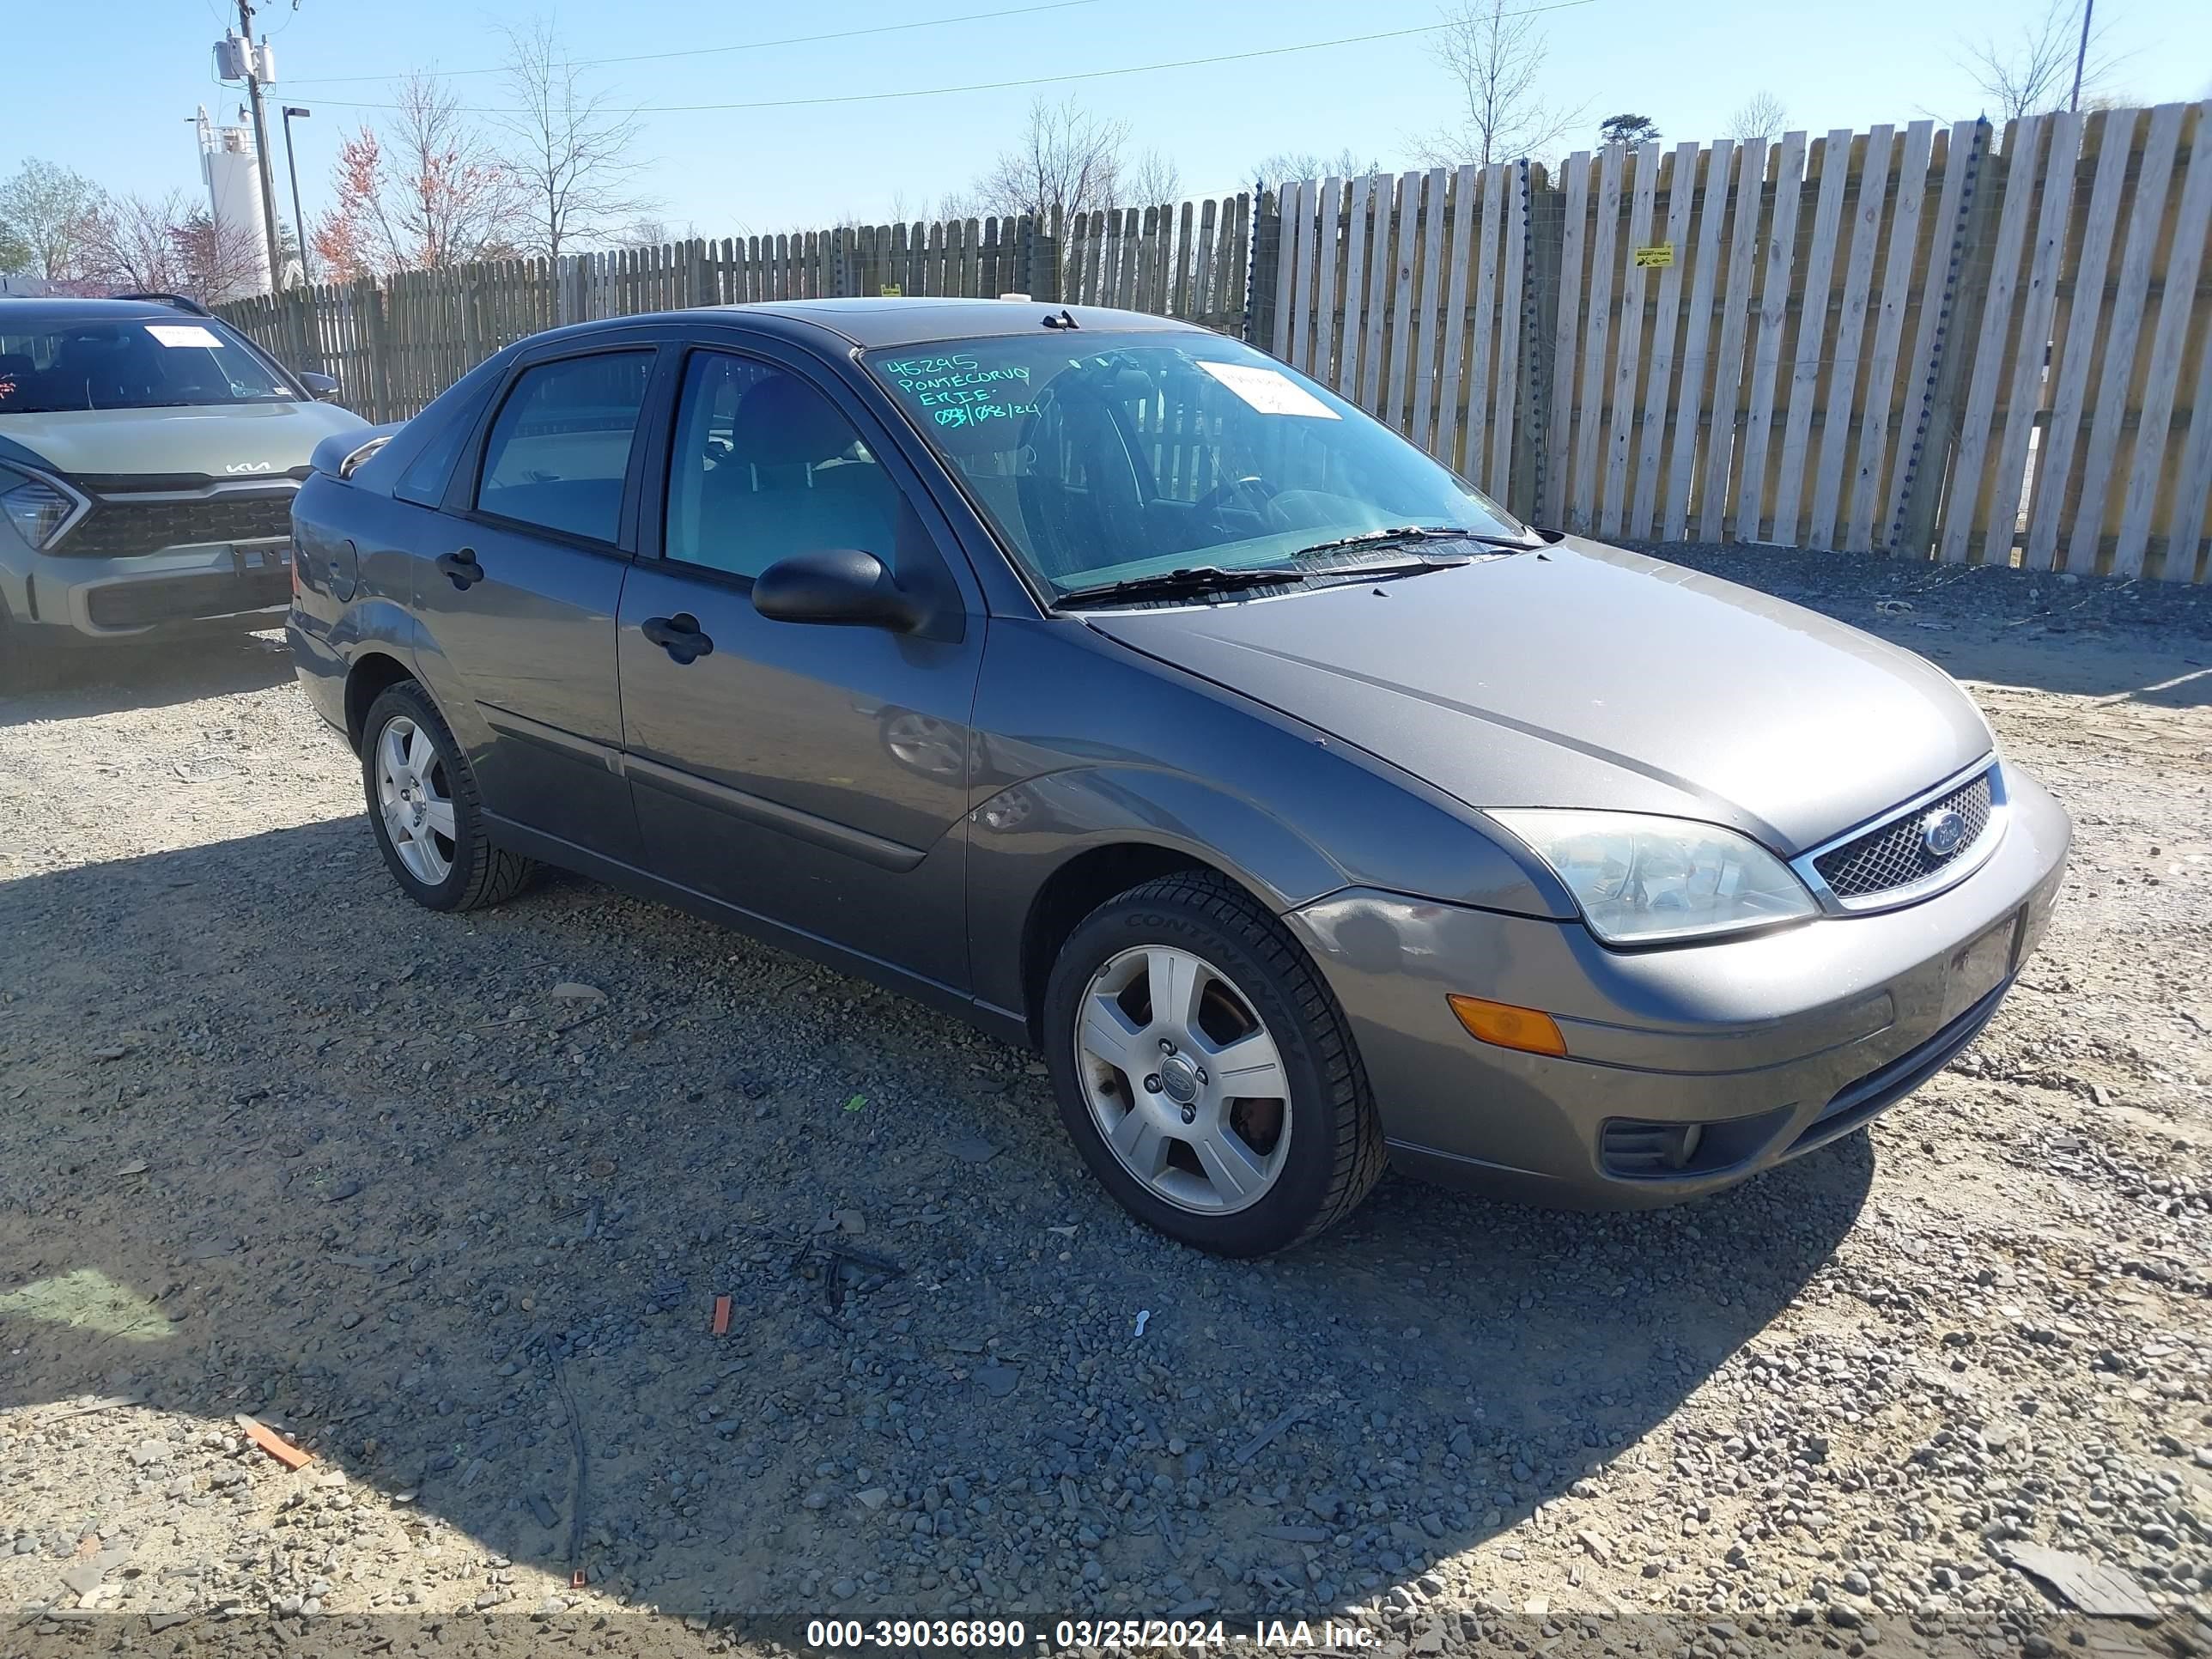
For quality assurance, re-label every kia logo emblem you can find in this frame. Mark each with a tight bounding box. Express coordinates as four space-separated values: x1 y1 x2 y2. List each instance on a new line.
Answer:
1920 808 1967 859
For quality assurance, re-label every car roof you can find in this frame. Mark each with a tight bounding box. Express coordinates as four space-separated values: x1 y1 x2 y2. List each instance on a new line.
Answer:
734 298 1202 349
532 297 1206 354
0 296 213 325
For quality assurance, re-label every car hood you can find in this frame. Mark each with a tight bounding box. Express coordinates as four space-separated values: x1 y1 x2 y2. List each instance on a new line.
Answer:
1085 539 1993 854
0 399 368 481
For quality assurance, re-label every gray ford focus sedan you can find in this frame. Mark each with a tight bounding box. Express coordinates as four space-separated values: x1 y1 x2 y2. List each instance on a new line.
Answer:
289 299 2070 1256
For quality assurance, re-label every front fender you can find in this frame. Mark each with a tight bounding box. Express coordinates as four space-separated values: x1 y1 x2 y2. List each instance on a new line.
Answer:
964 765 1355 1018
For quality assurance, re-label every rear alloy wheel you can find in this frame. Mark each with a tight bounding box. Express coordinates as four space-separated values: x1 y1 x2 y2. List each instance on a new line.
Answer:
1043 872 1386 1255
360 682 533 912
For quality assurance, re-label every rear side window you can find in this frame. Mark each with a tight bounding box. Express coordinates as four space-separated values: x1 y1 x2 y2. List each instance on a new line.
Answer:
386 409 475 507
476 351 652 543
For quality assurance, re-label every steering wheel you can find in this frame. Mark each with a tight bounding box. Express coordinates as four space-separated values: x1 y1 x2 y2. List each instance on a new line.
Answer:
1192 473 1279 521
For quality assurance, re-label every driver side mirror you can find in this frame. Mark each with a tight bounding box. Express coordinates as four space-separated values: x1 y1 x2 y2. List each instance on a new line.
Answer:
298 370 341 400
752 547 925 633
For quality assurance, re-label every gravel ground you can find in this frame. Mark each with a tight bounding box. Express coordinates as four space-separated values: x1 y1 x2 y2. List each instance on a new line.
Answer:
0 547 2207 1659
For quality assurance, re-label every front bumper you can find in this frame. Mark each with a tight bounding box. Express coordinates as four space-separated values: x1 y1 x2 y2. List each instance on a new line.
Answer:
1285 762 2072 1208
3 540 292 640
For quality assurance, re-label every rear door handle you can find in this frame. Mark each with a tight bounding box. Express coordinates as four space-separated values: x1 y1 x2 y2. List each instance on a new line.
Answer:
435 549 484 591
641 612 714 665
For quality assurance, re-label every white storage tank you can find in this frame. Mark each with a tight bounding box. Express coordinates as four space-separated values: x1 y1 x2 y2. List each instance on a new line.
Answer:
197 106 273 301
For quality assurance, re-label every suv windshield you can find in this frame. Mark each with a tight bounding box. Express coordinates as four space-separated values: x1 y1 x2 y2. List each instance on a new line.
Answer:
863 330 1526 596
0 312 295 414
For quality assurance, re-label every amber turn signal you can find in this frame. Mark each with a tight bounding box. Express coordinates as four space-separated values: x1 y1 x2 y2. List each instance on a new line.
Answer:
1447 994 1568 1057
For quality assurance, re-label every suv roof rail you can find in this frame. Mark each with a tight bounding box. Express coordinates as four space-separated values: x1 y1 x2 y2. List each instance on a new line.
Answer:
109 291 216 318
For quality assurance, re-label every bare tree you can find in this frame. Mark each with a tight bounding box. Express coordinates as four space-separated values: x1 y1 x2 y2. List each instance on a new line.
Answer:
1724 91 1789 144
1123 149 1183 207
0 160 104 284
495 17 655 259
1254 146 1383 184
971 95 1128 223
76 190 270 305
1960 0 2117 120
80 191 192 293
315 73 524 276
1414 0 1583 168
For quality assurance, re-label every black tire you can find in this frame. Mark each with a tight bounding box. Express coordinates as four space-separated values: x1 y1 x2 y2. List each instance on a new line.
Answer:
360 680 534 912
1042 871 1387 1256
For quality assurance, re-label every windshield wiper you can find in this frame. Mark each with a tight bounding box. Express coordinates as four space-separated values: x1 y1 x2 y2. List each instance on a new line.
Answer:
1054 565 1317 608
1054 556 1478 609
1289 524 1537 559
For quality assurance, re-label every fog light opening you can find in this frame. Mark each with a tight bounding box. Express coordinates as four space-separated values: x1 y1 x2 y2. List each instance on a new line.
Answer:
1447 994 1568 1058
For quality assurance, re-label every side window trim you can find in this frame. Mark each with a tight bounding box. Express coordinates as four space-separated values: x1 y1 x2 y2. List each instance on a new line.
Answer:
463 342 659 552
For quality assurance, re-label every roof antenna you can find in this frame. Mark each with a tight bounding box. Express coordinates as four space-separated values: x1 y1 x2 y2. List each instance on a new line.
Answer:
1041 308 1079 330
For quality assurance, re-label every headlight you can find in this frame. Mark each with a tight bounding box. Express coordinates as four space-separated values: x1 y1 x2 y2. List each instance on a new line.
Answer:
0 472 87 551
1489 809 1817 945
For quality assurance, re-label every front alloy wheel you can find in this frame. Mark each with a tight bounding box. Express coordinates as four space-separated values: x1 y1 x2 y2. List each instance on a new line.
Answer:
1075 945 1293 1215
1043 872 1387 1255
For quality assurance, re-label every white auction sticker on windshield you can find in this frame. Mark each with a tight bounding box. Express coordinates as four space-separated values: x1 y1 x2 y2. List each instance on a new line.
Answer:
1197 360 1340 418
146 324 222 349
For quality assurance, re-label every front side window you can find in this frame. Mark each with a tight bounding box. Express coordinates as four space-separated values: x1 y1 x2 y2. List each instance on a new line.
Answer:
664 351 905 581
863 332 1524 592
476 351 652 543
0 313 295 414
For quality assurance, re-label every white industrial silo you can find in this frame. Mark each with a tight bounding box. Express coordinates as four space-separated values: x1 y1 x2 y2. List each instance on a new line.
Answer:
196 106 273 301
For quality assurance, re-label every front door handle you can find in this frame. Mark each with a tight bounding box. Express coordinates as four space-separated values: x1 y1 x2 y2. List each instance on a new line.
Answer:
641 612 714 665
435 549 484 591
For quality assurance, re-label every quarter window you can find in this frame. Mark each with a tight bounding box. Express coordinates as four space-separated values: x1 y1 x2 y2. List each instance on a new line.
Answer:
664 351 906 581
476 351 652 543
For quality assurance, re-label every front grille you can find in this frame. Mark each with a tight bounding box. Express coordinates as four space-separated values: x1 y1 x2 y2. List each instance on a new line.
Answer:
1813 769 1995 901
59 489 295 559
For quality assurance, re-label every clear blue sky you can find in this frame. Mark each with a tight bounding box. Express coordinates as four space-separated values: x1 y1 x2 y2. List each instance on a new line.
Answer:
9 0 2211 241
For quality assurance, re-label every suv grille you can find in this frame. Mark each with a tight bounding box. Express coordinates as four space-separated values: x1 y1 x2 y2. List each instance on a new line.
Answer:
59 489 295 559
1813 769 1995 901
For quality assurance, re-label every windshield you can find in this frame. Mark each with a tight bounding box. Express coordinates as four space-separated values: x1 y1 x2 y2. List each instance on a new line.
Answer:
862 331 1526 596
0 313 295 414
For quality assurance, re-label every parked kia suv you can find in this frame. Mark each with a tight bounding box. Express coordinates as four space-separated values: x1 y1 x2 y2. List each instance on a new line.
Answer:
0 295 367 683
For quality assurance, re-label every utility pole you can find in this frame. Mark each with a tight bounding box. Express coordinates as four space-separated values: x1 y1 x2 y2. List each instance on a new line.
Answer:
2069 0 2095 113
236 0 286 289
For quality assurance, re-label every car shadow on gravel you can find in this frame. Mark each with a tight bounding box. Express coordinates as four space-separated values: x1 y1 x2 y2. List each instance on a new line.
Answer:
0 631 294 728
0 818 1872 1621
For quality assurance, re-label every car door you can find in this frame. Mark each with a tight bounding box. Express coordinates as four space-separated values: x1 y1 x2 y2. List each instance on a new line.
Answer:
617 343 986 992
416 343 657 862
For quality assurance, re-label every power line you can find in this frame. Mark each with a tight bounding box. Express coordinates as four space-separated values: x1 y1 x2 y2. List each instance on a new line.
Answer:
295 0 1601 116
281 0 1105 86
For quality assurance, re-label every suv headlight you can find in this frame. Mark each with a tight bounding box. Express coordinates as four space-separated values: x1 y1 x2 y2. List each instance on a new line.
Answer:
1489 809 1817 945
0 471 88 551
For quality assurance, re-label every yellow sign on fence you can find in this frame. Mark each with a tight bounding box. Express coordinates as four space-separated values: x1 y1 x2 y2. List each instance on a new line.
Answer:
1632 245 1674 269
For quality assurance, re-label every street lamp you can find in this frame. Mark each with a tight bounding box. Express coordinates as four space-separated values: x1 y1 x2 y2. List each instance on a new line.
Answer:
281 105 313 286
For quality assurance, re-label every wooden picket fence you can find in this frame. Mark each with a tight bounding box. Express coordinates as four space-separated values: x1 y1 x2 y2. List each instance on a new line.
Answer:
217 200 1250 422
219 106 2212 581
1261 102 2212 581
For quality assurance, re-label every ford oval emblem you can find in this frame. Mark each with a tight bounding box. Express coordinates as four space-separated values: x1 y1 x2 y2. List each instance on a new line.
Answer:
1920 807 1967 859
